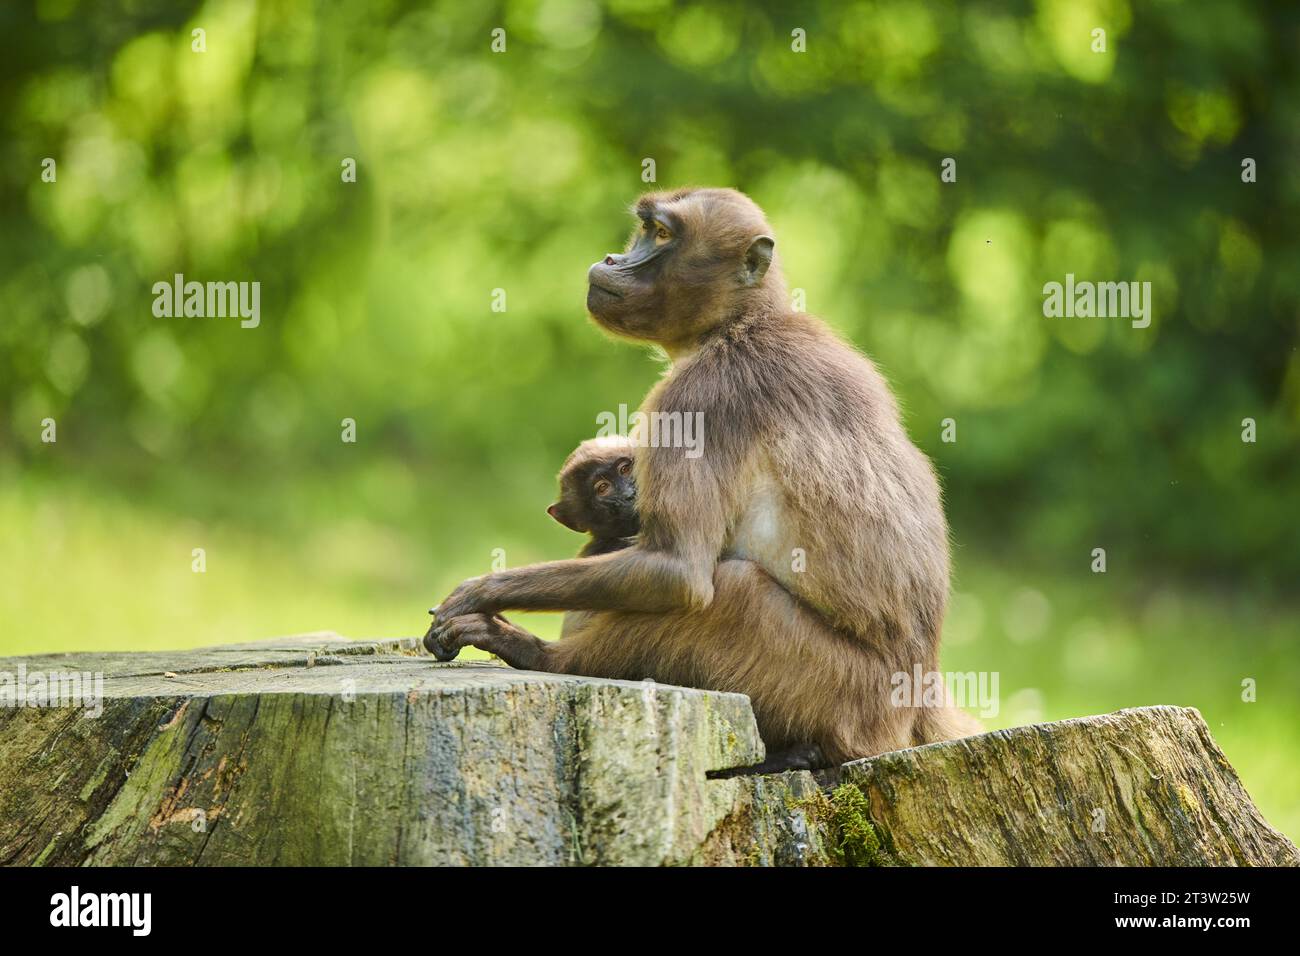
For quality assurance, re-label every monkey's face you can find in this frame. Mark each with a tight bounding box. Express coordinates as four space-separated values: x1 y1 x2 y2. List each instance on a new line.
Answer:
586 189 778 348
548 454 639 540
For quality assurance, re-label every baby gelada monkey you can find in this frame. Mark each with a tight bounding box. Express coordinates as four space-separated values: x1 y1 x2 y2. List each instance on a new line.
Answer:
547 436 639 557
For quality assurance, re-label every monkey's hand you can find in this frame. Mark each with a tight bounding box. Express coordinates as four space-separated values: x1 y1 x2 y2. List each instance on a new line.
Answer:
430 574 499 627
424 613 546 671
422 612 460 662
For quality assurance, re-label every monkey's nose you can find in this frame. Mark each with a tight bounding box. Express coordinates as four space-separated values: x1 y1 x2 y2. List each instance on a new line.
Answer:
603 255 616 266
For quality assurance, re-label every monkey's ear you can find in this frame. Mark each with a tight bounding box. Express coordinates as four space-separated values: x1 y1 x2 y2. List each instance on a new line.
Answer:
743 235 775 286
548 503 585 533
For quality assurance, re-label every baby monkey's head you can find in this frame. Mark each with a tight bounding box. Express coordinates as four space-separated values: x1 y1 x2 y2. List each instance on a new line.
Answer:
549 436 639 541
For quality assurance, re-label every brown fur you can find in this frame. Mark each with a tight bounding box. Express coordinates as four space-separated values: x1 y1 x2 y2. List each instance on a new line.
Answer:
428 188 981 764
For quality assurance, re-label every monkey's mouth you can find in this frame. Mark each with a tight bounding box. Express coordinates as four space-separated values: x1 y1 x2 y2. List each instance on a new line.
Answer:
587 281 623 300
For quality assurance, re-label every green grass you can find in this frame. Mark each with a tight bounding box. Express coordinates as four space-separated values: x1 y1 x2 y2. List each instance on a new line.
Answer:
3 475 1296 843
0 470 568 655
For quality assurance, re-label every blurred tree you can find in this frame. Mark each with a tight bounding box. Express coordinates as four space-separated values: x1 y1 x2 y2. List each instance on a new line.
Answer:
0 0 1296 588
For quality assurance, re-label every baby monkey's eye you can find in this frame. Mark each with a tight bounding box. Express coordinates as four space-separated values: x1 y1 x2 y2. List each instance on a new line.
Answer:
617 459 632 477
654 224 671 244
594 479 613 497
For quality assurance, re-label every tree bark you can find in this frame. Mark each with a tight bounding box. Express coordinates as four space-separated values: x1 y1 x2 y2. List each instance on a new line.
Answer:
0 635 1293 866
822 706 1299 866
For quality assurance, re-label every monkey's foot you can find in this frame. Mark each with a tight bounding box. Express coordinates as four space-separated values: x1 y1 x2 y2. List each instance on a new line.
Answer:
708 743 829 778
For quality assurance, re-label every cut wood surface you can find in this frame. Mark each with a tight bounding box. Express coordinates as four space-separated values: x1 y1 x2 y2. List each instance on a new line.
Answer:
831 706 1299 866
0 634 1294 866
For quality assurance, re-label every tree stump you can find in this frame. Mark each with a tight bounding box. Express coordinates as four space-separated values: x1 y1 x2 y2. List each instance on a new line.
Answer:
0 634 1294 866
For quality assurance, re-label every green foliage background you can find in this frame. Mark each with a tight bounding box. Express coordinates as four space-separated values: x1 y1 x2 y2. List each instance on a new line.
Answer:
1 1 1297 837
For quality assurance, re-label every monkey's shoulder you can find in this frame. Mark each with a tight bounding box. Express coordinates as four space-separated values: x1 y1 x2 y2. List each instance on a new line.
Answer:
660 310 889 422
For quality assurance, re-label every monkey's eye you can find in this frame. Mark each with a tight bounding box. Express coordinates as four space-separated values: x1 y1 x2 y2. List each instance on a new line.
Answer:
653 224 672 245
617 459 632 477
594 479 613 497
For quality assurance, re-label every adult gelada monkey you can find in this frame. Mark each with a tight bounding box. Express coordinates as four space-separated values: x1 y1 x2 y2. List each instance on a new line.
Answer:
427 188 979 768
